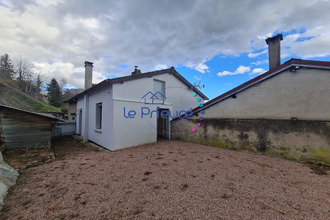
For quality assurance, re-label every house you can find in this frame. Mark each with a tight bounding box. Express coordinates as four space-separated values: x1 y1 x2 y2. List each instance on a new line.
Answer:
171 34 330 165
0 104 61 149
66 99 77 120
66 63 208 151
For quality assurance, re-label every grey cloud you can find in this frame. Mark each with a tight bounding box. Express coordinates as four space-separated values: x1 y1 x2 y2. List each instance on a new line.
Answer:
1 0 330 87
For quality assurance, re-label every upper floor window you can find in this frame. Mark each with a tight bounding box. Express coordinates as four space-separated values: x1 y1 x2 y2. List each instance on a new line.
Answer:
153 79 165 99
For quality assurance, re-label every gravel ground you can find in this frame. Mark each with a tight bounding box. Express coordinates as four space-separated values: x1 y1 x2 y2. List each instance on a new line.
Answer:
1 137 329 220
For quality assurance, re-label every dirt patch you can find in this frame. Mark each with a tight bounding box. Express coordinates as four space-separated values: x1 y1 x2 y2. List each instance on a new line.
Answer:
3 148 55 173
305 163 330 175
1 137 330 219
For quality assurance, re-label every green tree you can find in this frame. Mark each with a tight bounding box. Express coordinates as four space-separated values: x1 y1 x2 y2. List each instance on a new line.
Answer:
0 54 15 80
46 78 62 107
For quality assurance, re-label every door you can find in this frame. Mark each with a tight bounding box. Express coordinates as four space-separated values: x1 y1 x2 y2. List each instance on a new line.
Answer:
157 108 170 140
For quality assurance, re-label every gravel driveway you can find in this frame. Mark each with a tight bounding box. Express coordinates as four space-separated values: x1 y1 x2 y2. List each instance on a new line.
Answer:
1 137 329 219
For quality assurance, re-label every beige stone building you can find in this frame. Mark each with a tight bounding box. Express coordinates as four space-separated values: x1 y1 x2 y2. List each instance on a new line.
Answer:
172 34 330 165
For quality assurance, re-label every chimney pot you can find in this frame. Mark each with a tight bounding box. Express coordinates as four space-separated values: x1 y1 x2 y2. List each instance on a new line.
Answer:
132 66 141 75
266 34 283 70
84 61 93 90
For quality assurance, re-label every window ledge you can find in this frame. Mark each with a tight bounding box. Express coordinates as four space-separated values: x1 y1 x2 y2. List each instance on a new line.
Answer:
95 129 102 133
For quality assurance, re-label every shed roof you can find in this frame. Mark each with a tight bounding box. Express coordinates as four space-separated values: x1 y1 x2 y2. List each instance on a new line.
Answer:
65 67 208 103
173 59 330 121
0 104 63 121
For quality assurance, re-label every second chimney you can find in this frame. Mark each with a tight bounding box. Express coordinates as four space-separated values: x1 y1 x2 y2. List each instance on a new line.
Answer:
265 34 283 70
131 66 141 75
84 61 93 90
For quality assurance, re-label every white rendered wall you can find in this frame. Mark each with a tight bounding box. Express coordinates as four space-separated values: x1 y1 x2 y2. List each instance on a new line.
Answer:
76 86 114 150
200 68 330 120
112 100 172 150
77 72 205 150
86 86 113 150
76 99 84 135
112 72 204 115
111 72 204 149
153 73 205 114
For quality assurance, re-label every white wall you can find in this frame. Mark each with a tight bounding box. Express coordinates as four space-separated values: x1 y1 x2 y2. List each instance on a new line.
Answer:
76 98 84 135
110 72 204 149
153 73 205 114
112 100 172 150
86 86 113 149
200 68 330 120
112 72 204 115
76 86 114 150
77 71 205 150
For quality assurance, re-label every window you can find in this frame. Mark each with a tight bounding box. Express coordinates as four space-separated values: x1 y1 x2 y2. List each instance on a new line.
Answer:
153 79 165 99
96 103 102 130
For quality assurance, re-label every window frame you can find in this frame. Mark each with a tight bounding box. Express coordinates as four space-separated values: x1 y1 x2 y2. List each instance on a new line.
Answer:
95 102 102 131
153 79 166 99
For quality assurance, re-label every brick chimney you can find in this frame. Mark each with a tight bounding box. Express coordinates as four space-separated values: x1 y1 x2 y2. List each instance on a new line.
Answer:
84 61 93 90
265 34 283 70
131 66 141 75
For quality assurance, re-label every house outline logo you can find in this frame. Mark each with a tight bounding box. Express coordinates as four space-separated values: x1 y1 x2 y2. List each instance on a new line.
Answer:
141 91 167 105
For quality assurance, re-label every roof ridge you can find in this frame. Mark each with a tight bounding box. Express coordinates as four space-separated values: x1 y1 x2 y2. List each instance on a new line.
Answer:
172 58 330 121
66 66 208 102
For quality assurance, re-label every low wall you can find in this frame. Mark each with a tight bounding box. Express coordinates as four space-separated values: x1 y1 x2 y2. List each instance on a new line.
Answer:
171 118 330 166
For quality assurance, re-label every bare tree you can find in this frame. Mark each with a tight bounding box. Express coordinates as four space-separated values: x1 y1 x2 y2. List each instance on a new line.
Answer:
63 88 83 101
14 56 34 92
59 78 67 92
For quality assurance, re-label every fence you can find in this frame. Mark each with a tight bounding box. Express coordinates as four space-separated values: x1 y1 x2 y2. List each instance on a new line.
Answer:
52 120 76 138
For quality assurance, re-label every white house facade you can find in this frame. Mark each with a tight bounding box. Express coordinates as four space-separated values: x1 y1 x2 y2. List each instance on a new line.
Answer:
71 65 208 151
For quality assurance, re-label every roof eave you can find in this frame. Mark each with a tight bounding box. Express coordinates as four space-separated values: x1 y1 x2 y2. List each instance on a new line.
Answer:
65 67 209 102
183 59 330 118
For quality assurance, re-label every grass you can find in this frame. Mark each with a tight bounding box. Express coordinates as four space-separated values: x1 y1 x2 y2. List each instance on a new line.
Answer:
0 82 60 112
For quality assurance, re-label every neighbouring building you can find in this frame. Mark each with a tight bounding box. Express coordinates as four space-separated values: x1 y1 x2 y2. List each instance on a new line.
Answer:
66 64 208 151
0 104 61 149
66 100 77 120
171 34 330 165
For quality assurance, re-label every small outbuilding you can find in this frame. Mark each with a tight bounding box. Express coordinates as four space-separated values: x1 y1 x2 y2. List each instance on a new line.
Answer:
0 104 60 150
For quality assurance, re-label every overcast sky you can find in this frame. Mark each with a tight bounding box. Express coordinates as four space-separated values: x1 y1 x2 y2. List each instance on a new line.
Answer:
1 0 330 99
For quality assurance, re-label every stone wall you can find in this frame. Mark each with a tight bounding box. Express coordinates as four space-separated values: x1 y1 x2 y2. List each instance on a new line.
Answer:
171 118 330 165
0 152 19 212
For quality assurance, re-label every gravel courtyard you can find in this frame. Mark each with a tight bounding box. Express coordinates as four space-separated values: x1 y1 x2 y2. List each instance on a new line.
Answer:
1 137 329 220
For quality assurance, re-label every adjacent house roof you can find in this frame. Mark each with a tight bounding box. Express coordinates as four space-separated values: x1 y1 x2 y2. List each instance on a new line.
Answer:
0 104 63 121
173 59 330 121
65 67 209 103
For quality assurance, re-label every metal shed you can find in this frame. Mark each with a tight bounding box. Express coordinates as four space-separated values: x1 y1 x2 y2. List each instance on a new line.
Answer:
0 104 61 149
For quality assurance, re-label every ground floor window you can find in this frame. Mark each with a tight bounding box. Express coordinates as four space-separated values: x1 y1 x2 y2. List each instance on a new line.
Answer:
96 103 102 130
